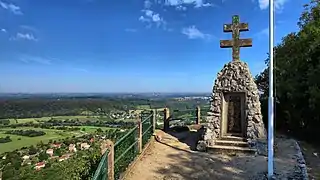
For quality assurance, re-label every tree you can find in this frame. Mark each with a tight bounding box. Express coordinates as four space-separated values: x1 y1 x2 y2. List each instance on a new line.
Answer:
53 148 62 157
255 0 320 142
28 145 38 155
3 151 22 169
96 128 103 133
38 151 49 161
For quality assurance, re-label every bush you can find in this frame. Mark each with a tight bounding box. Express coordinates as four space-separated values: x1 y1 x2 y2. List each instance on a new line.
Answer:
5 130 46 137
0 136 12 143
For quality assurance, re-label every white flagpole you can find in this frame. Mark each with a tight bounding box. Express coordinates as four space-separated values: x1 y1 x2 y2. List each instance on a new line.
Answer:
268 0 275 178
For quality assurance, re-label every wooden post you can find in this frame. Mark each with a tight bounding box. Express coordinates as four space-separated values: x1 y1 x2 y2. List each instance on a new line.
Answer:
106 139 114 180
196 106 201 125
152 109 156 134
163 108 170 132
137 114 142 153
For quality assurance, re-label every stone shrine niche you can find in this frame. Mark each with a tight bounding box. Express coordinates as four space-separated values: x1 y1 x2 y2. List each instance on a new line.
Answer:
202 15 266 147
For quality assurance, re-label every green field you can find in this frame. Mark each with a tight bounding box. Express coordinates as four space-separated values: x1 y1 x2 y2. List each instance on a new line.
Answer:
0 126 111 154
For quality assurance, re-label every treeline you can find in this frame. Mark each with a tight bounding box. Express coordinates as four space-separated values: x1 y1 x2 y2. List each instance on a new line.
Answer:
255 0 320 144
0 97 208 119
5 130 46 137
41 120 136 129
0 119 10 125
55 126 81 131
0 120 136 130
0 136 12 143
0 98 147 119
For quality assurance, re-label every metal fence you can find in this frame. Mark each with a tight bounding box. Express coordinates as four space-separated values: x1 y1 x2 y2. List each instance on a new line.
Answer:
92 149 110 180
200 106 210 123
114 126 139 179
155 109 164 129
92 110 155 180
141 112 154 149
91 106 210 180
170 109 197 126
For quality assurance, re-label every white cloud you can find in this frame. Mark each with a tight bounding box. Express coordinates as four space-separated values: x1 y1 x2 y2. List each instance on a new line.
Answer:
11 33 38 41
164 0 214 8
20 56 53 65
140 9 166 28
144 0 152 8
181 26 212 40
0 1 22 15
201 2 213 7
144 9 153 17
176 5 187 11
152 13 161 22
257 0 288 11
1 28 6 33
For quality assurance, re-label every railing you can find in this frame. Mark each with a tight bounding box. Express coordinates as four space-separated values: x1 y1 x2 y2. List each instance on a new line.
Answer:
170 108 197 126
92 110 155 180
92 149 110 180
154 109 165 129
92 106 210 179
162 106 210 132
199 105 210 123
141 111 155 149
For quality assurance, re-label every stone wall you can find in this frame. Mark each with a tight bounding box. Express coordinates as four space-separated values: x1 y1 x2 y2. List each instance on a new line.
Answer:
204 61 266 145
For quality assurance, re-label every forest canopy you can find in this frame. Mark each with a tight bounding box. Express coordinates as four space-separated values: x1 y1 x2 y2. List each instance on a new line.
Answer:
255 0 320 143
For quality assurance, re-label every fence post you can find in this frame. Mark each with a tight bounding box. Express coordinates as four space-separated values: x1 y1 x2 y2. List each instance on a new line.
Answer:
106 139 114 180
196 106 201 125
152 109 156 134
137 114 142 153
163 108 170 132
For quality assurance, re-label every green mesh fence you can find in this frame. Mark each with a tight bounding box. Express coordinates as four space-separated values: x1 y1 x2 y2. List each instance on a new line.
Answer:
92 110 156 180
114 127 139 180
92 107 211 180
200 107 210 123
92 149 109 180
170 109 197 126
141 112 153 148
155 109 164 129
105 129 128 142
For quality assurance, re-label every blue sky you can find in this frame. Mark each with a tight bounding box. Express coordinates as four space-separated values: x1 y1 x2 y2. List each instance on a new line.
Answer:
0 0 309 93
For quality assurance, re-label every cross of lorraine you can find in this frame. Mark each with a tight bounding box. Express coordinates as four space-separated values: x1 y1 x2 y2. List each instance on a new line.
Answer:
220 15 253 61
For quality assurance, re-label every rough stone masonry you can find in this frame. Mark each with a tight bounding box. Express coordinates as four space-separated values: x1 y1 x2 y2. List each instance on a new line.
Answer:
202 15 266 148
203 61 267 145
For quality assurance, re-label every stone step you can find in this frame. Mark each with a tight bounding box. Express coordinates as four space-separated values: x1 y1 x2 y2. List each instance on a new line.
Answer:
220 136 247 142
207 144 256 154
214 140 249 147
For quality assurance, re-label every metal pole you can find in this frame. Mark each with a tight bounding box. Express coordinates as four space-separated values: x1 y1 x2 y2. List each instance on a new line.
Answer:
268 0 274 178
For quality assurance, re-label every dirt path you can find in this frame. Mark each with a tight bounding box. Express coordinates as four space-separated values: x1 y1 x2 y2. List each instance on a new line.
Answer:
125 131 303 180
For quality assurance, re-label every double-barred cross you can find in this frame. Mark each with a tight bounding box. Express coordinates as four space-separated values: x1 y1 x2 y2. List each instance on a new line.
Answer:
220 15 252 61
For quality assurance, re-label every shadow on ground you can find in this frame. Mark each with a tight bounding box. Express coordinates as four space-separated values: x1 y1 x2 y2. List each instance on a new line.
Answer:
125 129 301 180
165 125 205 151
154 140 268 180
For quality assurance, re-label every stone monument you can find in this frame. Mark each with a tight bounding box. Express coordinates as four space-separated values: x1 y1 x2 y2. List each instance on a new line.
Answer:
200 15 266 151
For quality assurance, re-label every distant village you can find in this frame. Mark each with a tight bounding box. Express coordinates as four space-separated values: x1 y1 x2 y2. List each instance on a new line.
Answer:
173 96 210 101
